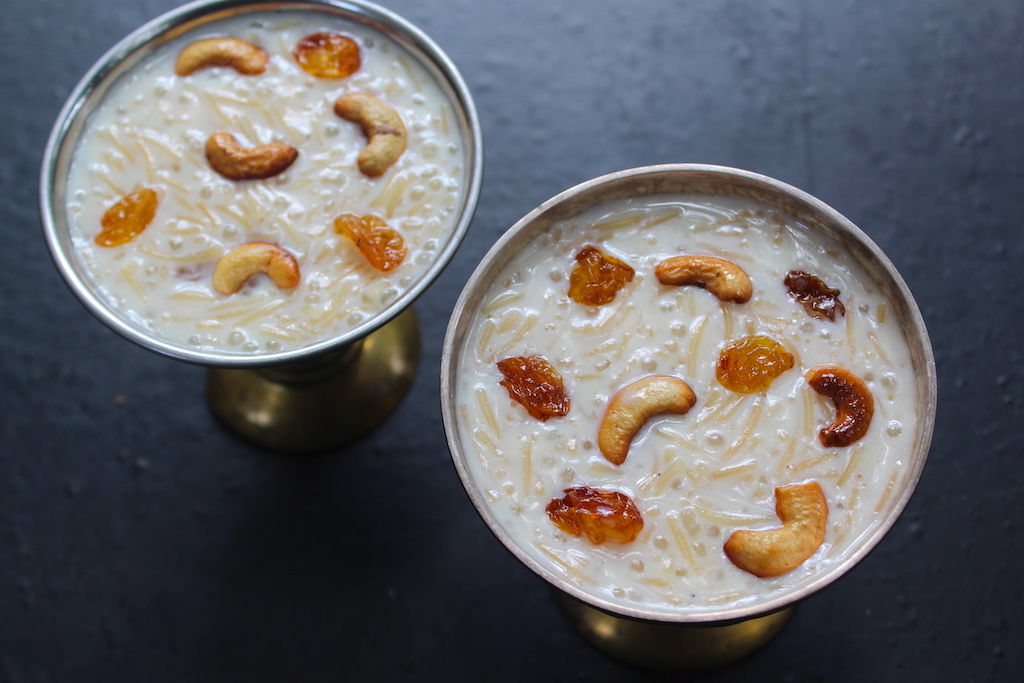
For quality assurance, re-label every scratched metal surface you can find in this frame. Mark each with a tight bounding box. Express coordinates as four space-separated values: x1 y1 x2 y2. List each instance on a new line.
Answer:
1 0 1022 680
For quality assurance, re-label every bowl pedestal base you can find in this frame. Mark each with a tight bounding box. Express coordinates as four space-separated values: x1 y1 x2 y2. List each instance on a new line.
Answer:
206 308 420 453
552 589 793 672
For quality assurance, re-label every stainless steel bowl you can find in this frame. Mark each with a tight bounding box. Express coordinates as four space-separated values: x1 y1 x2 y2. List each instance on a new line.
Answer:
441 164 936 626
40 0 482 368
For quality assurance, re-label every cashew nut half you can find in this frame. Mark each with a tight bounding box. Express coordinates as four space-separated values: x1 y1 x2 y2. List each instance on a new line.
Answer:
724 482 828 578
333 93 407 177
806 365 874 447
213 242 300 295
654 255 753 304
205 132 298 181
174 38 269 76
598 376 697 465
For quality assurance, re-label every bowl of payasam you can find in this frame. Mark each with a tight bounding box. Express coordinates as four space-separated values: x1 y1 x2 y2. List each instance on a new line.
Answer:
41 0 482 367
441 165 936 637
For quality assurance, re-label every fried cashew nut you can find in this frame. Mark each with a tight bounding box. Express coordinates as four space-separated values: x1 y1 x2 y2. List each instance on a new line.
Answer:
806 365 874 447
598 376 696 465
174 38 269 76
213 242 300 295
333 93 407 177
205 132 298 181
724 482 828 578
654 255 753 303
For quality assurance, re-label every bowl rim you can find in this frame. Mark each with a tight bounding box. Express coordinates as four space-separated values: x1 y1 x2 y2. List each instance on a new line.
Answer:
39 0 483 368
440 163 937 624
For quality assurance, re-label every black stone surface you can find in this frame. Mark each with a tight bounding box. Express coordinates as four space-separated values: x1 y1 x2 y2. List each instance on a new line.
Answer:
2 0 1023 680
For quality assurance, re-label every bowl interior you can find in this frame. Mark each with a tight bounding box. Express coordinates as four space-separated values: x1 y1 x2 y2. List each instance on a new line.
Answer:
41 0 482 367
442 164 936 623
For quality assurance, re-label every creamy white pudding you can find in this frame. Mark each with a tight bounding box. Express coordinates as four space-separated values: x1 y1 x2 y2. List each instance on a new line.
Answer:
65 9 467 355
452 192 918 616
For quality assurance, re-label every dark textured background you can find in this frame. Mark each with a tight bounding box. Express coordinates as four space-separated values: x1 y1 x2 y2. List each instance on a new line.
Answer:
2 0 1022 680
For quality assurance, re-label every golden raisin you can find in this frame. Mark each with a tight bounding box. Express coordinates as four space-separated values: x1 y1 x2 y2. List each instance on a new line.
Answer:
568 245 635 306
785 270 845 321
334 213 406 271
293 32 361 78
95 188 158 247
496 356 570 421
716 335 795 393
546 487 643 545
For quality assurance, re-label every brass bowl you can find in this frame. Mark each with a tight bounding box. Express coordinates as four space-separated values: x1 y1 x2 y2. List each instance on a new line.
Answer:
440 164 936 667
39 0 483 451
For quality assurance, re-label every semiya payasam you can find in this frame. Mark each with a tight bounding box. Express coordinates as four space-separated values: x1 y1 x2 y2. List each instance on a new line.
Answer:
65 10 468 355
453 192 917 616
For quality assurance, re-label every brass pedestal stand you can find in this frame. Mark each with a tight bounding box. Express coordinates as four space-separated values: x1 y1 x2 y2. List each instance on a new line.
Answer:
552 590 793 672
206 308 420 453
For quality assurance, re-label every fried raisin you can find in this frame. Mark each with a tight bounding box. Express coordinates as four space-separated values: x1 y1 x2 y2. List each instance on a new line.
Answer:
546 487 643 544
335 213 406 271
785 270 845 321
95 188 158 247
293 33 361 79
568 245 635 306
716 335 795 393
496 355 570 421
